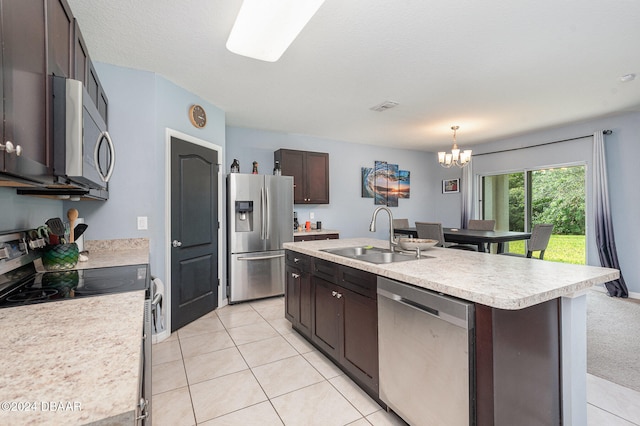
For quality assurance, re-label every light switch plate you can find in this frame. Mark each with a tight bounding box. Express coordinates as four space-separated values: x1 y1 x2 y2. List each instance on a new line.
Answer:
310 212 315 219
137 216 148 230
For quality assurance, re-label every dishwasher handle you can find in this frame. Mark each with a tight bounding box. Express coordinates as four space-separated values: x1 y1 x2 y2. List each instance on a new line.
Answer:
378 287 440 318
377 277 473 330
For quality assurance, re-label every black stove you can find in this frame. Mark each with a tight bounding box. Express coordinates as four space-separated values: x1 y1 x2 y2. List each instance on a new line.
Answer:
0 231 150 308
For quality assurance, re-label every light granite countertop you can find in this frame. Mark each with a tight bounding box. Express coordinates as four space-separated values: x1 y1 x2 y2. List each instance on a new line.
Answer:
283 237 620 310
0 291 145 425
77 238 149 269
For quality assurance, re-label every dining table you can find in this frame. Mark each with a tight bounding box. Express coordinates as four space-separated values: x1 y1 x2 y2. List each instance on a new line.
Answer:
394 227 532 253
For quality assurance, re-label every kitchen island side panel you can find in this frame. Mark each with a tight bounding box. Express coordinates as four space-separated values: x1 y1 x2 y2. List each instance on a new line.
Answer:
477 299 561 426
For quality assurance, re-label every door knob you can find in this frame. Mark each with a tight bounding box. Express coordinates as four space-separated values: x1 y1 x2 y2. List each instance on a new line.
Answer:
172 240 183 247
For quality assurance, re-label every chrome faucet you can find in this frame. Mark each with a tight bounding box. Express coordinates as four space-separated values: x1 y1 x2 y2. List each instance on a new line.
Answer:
369 206 398 252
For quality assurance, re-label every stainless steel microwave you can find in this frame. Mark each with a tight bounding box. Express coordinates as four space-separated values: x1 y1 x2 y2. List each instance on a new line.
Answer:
52 76 115 194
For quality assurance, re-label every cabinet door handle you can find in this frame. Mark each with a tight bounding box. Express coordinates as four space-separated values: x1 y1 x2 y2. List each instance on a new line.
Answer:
294 258 300 263
291 273 300 279
332 291 338 297
336 293 343 299
0 141 22 156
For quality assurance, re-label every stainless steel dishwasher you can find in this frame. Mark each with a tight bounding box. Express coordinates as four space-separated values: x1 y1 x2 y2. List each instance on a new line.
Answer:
377 277 475 426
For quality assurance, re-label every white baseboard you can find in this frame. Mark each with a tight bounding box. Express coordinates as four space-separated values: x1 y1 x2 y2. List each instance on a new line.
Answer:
152 329 171 344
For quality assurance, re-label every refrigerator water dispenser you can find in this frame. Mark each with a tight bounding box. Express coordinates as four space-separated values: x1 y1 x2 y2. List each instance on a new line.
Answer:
235 201 254 232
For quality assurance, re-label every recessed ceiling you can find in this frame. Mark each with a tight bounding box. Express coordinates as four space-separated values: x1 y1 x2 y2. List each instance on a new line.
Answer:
66 0 640 151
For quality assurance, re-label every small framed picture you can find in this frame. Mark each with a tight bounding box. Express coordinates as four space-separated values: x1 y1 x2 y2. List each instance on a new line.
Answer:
443 178 460 194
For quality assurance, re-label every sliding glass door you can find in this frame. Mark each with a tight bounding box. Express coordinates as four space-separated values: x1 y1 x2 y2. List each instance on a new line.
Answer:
481 165 586 264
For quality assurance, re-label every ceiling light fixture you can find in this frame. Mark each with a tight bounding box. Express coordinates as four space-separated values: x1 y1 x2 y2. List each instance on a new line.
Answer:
370 100 399 112
438 126 472 168
226 0 326 62
620 73 636 83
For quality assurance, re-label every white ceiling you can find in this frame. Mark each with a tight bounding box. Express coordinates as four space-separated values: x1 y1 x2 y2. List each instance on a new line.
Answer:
66 0 640 152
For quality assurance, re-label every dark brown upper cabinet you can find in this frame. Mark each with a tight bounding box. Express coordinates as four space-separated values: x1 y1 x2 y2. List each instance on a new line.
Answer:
0 0 51 183
0 0 110 188
275 149 329 204
73 19 88 85
86 59 108 123
47 0 74 78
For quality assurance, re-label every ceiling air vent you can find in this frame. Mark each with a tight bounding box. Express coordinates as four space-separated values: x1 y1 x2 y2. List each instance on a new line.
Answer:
370 100 399 112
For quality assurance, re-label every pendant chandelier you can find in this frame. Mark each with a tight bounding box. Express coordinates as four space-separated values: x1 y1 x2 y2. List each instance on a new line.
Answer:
438 126 472 168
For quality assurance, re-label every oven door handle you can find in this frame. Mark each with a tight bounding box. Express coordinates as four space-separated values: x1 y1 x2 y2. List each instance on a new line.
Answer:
151 292 162 307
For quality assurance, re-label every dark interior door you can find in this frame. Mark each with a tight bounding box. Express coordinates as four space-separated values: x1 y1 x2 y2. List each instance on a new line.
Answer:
170 136 218 331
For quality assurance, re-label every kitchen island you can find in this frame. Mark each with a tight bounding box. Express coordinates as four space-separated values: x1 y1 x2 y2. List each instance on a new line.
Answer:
283 237 619 426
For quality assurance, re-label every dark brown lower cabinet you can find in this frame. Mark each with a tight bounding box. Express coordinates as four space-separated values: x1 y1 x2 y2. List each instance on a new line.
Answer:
340 285 378 391
311 259 379 396
311 276 342 360
285 251 379 398
285 252 312 338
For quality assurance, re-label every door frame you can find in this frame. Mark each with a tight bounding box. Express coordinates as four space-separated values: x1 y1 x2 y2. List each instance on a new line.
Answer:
164 128 224 338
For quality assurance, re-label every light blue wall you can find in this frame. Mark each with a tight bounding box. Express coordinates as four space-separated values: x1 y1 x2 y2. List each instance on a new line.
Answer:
63 63 226 283
225 126 447 241
0 188 62 232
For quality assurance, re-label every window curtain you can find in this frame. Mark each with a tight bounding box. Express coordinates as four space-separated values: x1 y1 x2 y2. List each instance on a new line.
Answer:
461 159 474 228
593 131 628 297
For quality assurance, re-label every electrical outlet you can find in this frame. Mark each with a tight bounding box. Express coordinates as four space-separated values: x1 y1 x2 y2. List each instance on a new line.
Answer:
137 216 148 230
310 212 315 220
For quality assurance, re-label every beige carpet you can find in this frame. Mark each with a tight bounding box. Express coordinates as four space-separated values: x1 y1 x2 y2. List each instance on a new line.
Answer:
587 289 640 392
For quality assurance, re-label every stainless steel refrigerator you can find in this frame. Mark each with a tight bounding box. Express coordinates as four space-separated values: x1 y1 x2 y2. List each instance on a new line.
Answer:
227 173 293 303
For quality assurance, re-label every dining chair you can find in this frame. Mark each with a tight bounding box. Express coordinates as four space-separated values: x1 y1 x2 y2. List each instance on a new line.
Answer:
392 218 410 229
501 223 554 259
392 218 410 239
468 219 496 231
415 222 446 247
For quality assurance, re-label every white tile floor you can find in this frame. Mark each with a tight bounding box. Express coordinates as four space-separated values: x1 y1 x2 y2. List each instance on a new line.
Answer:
152 296 640 426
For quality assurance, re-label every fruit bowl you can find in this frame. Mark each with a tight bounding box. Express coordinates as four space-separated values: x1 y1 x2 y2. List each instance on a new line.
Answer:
397 238 438 251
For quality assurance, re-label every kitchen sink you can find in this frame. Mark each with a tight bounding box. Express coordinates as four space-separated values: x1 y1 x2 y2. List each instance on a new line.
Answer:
321 246 426 264
322 246 381 257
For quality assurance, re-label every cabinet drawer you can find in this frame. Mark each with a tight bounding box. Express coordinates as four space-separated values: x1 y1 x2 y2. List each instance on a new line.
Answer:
316 233 339 240
339 266 376 299
294 233 339 242
286 251 310 269
312 258 338 284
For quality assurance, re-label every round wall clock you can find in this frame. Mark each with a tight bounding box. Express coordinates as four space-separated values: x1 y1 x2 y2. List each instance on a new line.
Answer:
188 104 207 128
